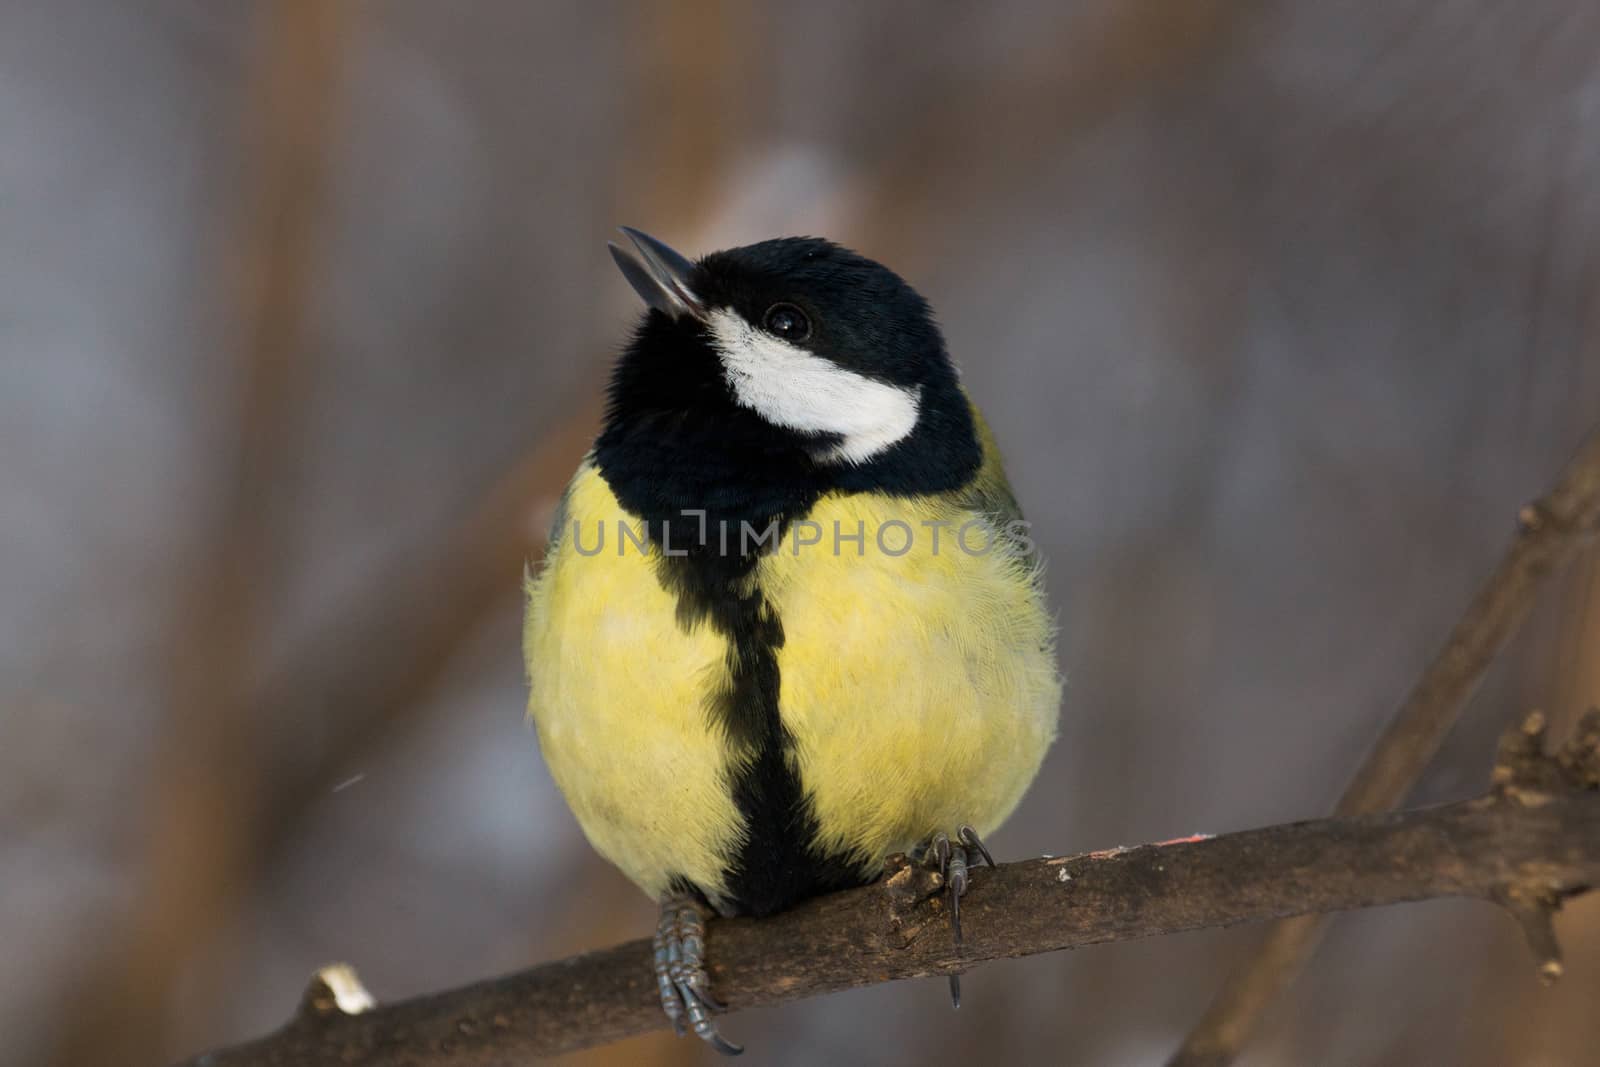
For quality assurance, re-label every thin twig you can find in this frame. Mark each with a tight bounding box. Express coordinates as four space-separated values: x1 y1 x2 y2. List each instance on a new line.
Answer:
1169 428 1600 1067
174 721 1600 1067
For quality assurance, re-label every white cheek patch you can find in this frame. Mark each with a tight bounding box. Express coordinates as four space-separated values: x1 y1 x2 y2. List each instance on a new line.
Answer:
707 310 921 465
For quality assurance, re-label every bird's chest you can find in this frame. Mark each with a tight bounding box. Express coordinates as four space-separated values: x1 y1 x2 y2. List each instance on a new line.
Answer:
524 468 747 900
757 493 1059 864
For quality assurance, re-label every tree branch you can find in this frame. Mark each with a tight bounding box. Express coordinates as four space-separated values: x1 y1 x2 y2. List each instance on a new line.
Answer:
176 714 1600 1066
1170 426 1600 1066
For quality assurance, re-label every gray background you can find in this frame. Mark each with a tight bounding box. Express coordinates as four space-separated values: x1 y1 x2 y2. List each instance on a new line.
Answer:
4 2 1599 1065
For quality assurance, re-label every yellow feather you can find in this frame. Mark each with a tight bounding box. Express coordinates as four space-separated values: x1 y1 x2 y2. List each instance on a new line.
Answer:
759 456 1059 867
524 462 745 900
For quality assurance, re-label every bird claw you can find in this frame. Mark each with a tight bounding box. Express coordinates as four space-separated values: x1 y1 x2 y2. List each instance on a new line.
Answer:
654 895 743 1056
959 824 995 867
917 825 995 1009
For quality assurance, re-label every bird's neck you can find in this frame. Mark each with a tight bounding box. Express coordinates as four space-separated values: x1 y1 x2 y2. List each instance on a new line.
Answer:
593 406 824 561
593 344 983 559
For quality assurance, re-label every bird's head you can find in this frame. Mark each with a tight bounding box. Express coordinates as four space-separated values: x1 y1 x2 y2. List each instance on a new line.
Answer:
604 228 977 468
596 229 981 528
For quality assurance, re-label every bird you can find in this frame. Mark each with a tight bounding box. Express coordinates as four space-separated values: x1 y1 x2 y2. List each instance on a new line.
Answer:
523 227 1061 1054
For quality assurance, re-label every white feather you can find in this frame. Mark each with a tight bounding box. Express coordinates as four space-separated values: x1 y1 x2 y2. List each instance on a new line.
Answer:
707 310 921 465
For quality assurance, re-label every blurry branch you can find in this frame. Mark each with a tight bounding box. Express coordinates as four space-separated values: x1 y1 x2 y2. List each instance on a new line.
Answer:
46 5 350 1066
1171 427 1600 1067
627 0 746 224
176 713 1600 1066
851 0 1259 262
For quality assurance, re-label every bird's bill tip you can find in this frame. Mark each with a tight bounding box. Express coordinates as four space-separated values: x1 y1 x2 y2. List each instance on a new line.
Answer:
610 226 705 320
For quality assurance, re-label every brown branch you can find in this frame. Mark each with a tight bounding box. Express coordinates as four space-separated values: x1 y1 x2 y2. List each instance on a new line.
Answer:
1170 427 1600 1067
175 714 1600 1066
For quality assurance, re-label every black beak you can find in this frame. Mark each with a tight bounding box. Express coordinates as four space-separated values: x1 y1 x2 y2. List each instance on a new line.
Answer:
608 227 706 320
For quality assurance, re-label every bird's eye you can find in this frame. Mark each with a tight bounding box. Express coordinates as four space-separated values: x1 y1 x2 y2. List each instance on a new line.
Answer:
762 303 811 342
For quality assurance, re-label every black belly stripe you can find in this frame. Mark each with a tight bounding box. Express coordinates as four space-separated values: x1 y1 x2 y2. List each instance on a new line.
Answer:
716 584 869 917
648 522 872 917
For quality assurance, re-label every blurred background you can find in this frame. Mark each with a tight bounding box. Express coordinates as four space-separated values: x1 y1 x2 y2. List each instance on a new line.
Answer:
3 2 1599 1065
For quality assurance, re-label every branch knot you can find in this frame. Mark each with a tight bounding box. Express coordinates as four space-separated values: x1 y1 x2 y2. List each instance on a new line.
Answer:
1486 711 1600 984
296 963 377 1025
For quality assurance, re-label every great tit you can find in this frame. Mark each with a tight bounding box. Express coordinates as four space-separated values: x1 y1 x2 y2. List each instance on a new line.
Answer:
524 228 1060 1054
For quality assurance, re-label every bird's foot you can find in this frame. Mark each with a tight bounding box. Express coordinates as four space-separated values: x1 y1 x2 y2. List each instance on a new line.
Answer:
654 893 742 1056
914 825 995 1008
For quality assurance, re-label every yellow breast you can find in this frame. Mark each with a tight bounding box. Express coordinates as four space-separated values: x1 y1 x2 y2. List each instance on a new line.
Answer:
758 489 1060 868
523 463 746 901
